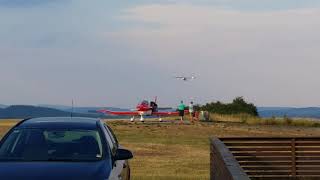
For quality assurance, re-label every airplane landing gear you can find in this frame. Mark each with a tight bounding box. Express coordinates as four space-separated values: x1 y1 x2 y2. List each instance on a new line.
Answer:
140 115 144 122
159 117 162 122
130 116 135 122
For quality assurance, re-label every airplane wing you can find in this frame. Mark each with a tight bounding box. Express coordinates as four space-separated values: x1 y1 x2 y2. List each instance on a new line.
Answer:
175 76 195 80
97 109 140 116
153 110 189 116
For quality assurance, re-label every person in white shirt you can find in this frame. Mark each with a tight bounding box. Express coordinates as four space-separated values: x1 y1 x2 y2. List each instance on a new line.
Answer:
189 101 195 123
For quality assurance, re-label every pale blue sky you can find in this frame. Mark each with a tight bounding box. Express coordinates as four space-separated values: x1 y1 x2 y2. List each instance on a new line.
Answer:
1 0 320 107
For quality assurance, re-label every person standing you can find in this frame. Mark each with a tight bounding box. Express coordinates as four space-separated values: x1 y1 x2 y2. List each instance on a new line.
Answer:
189 101 195 123
178 100 186 124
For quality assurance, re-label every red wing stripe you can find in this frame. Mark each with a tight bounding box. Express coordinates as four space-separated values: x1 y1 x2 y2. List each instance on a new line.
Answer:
97 109 140 116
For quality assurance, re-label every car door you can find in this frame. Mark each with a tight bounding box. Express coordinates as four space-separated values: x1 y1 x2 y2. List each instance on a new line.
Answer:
105 125 130 180
103 124 127 180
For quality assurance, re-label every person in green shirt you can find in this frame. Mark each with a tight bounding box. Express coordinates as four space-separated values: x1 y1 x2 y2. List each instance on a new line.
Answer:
178 101 186 123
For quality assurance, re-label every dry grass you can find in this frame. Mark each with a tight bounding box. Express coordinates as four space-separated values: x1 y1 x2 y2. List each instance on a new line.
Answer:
106 119 320 180
210 113 320 127
0 119 19 137
1 118 320 179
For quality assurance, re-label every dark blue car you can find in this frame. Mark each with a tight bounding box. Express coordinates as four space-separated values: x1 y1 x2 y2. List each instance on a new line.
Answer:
0 117 133 180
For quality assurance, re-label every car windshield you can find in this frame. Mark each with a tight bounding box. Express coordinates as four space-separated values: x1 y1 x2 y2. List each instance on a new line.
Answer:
0 129 104 162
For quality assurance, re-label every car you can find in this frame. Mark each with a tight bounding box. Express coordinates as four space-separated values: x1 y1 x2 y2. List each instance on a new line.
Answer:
0 117 133 180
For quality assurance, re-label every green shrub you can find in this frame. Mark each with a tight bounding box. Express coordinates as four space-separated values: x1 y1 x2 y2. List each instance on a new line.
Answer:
199 97 258 116
209 113 320 128
283 115 293 125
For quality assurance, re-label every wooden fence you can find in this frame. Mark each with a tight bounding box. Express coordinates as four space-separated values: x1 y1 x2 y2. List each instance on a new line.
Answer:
211 137 320 180
210 138 250 180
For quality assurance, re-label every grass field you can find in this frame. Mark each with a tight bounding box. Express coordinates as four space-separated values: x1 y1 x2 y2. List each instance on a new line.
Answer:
1 118 320 179
105 119 320 180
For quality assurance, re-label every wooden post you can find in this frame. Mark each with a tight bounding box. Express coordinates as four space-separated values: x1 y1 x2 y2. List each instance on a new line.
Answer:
291 138 296 177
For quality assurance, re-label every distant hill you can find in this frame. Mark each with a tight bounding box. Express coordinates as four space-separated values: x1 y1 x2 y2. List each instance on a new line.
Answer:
3 104 320 119
0 105 117 119
65 107 129 114
37 104 72 111
258 107 320 118
0 105 70 118
39 104 129 114
0 104 7 109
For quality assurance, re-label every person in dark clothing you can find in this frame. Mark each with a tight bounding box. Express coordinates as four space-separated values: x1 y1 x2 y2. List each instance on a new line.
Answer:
150 101 158 112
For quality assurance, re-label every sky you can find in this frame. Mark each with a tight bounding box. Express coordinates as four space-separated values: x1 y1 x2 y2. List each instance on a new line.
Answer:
1 0 320 107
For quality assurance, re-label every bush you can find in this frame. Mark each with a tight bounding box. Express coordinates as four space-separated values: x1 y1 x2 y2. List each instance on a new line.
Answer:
283 115 293 125
199 97 258 116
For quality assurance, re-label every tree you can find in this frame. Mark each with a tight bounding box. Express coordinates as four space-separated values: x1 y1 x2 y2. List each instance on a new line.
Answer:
199 97 258 117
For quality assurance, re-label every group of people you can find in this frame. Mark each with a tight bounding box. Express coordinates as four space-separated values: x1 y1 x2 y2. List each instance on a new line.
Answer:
177 101 197 124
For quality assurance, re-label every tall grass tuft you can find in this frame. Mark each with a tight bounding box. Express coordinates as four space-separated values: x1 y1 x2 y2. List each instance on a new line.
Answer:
209 113 320 127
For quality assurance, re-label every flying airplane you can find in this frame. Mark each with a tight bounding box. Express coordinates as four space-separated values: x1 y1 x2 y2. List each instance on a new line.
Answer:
175 76 196 81
97 98 188 122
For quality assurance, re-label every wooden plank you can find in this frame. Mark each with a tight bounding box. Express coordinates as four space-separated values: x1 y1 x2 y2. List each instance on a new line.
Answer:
246 171 291 176
221 137 293 139
296 152 320 156
221 138 291 141
233 152 291 156
236 156 291 161
223 140 292 143
296 147 320 151
296 166 320 171
224 142 291 147
296 143 320 146
296 171 320 175
291 138 296 177
251 175 320 178
239 161 291 166
249 176 319 180
296 156 320 161
295 139 320 141
221 137 320 140
242 166 291 170
229 147 291 152
296 161 320 166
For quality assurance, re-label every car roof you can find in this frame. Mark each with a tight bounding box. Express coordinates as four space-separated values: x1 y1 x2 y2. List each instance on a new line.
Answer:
17 117 102 130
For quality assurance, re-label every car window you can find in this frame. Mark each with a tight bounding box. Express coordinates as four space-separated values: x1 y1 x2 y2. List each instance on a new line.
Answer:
102 126 116 155
0 130 23 156
104 125 119 148
0 128 107 162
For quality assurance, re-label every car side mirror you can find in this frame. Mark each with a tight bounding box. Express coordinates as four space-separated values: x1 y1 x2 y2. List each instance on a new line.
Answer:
115 148 133 160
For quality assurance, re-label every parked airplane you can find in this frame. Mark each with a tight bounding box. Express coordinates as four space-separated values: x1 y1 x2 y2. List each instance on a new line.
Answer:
98 98 188 122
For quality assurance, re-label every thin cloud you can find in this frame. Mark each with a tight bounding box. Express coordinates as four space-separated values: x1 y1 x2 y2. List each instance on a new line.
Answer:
1 1 320 106
106 4 320 106
0 0 64 8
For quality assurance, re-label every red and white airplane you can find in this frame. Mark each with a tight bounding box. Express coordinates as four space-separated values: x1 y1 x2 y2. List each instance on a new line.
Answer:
98 98 188 122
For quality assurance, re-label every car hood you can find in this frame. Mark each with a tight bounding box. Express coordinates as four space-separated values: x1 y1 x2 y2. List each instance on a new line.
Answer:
0 160 111 180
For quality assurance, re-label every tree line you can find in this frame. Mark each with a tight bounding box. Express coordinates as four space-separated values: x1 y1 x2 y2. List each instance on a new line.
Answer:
195 97 258 116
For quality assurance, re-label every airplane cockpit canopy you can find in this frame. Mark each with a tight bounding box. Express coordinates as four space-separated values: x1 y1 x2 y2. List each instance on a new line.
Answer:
141 100 149 106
